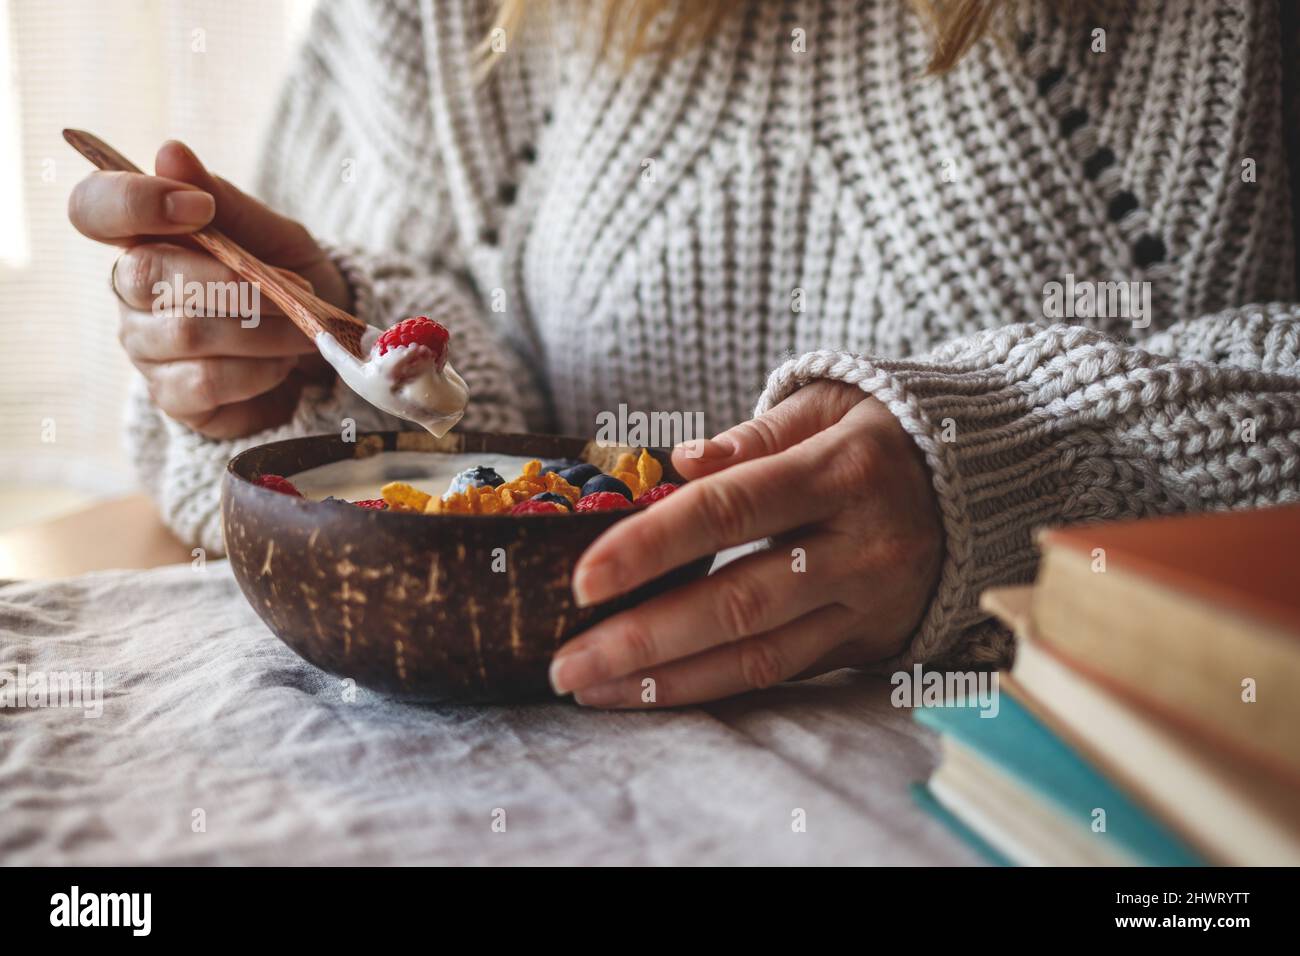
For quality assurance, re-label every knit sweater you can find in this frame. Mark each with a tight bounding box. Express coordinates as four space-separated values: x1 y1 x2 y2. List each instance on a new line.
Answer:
126 0 1300 669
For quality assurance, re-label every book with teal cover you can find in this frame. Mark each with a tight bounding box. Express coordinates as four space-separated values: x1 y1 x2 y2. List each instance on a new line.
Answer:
910 782 1013 866
914 694 1205 866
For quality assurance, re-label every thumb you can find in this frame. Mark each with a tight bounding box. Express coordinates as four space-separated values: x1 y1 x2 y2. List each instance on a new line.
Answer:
673 380 862 479
154 140 319 270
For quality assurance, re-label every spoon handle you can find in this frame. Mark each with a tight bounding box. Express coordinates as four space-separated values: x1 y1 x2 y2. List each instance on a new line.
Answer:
63 128 367 359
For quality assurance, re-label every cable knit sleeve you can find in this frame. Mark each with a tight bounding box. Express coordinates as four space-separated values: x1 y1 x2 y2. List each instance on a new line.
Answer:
755 304 1300 670
124 0 536 555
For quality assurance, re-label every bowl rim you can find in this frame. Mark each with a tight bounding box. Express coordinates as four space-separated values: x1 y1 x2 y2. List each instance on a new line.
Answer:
223 429 677 523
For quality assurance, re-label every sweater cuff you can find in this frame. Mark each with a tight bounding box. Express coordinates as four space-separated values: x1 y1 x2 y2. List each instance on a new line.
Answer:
755 349 1054 670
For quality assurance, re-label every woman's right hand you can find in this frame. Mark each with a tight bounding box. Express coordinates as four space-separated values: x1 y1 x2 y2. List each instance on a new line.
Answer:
68 140 351 439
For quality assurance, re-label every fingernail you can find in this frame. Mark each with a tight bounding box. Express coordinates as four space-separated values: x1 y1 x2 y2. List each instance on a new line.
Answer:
549 649 596 696
572 559 622 608
690 438 735 461
164 190 214 225
548 656 570 695
573 681 623 708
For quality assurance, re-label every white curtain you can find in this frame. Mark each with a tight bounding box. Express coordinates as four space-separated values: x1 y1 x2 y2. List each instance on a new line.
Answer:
0 0 314 495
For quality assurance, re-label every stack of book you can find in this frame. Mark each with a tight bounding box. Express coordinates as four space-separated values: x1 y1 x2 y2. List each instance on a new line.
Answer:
914 503 1300 866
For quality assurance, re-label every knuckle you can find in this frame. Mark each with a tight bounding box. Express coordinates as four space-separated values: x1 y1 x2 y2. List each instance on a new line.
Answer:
718 571 768 638
868 533 910 569
261 214 317 264
809 379 865 418
870 530 938 579
120 175 157 231
119 311 157 365
187 360 223 411
826 440 881 493
117 247 157 303
617 618 659 672
732 416 781 457
844 538 880 579
138 364 164 400
168 312 205 354
696 482 756 544
736 638 785 691
285 221 314 251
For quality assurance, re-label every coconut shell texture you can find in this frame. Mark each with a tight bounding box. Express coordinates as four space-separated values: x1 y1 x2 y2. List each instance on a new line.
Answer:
222 431 710 702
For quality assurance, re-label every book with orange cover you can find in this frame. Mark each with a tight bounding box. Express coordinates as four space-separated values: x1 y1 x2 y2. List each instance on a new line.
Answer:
1029 503 1300 784
984 586 1300 866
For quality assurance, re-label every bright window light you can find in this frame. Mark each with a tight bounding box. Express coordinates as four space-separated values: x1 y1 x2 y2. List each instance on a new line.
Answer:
0 0 29 268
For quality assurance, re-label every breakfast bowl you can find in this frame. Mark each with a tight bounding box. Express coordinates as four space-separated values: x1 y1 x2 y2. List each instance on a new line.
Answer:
221 430 711 702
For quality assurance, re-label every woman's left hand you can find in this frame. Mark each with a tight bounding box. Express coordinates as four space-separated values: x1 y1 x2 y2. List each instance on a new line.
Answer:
551 381 945 707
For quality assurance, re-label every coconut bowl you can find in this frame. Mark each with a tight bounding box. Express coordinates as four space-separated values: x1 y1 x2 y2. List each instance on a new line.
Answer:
221 430 710 702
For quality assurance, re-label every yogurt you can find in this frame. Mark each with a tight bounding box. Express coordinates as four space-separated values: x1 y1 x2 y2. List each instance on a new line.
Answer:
289 451 538 503
317 326 468 438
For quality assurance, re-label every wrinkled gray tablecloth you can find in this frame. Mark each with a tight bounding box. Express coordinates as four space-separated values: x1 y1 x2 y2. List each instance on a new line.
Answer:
0 562 975 865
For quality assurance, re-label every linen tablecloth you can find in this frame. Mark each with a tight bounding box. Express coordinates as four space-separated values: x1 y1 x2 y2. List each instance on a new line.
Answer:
0 562 974 865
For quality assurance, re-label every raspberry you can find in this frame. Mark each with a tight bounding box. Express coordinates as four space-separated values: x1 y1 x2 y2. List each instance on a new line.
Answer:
255 474 302 497
575 491 633 513
635 482 680 505
511 498 568 515
375 316 449 368
351 498 388 510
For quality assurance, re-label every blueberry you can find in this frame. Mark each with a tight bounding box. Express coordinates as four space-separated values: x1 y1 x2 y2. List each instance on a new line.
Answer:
469 465 505 487
446 465 505 496
581 474 633 501
540 457 583 475
558 463 601 487
532 492 574 511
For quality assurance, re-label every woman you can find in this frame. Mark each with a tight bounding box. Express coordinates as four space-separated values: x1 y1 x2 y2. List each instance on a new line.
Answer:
68 0 1300 707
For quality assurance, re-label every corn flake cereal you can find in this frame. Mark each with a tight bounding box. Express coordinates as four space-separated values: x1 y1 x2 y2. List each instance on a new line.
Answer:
612 470 643 499
496 474 545 502
637 448 663 490
374 452 672 518
425 485 511 515
544 472 581 503
426 492 464 514
382 481 432 512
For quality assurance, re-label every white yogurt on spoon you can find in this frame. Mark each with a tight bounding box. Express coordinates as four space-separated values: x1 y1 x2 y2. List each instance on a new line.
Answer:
317 323 468 438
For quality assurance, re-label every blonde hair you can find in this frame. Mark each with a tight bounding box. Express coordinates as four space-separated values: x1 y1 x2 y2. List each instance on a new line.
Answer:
484 0 1009 75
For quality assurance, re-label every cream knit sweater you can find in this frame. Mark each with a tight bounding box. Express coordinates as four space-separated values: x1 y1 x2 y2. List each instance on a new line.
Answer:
126 0 1300 668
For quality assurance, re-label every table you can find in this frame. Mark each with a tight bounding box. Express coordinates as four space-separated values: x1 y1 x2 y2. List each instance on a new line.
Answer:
0 502 970 865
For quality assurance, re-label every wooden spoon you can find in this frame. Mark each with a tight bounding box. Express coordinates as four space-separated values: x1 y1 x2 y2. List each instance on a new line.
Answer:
63 128 367 359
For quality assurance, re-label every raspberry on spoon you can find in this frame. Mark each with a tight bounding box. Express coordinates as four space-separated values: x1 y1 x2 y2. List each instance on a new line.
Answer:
374 316 450 370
